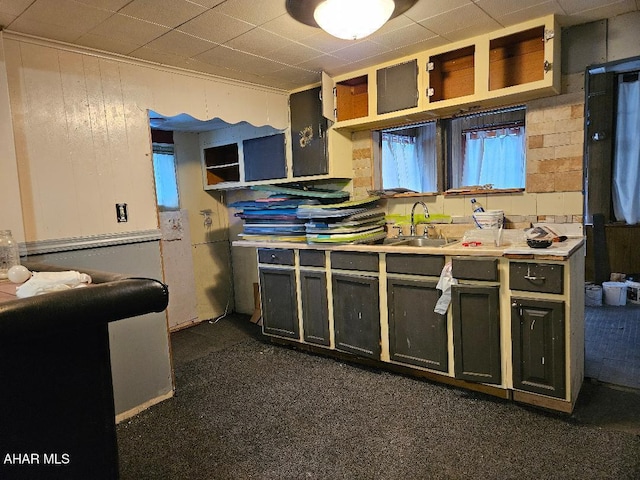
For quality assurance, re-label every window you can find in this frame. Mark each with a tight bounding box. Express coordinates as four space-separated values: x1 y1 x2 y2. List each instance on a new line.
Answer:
378 122 438 193
375 106 526 195
152 144 180 210
448 106 526 190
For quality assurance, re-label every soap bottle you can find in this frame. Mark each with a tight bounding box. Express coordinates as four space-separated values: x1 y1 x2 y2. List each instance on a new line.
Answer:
0 230 20 279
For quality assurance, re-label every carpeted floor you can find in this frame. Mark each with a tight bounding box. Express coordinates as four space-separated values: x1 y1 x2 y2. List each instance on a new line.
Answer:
116 315 640 480
585 305 640 389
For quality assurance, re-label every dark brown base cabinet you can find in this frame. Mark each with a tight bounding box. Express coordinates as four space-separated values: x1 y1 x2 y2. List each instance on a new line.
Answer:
387 278 448 371
332 273 380 359
259 267 299 339
300 270 330 346
511 298 566 398
452 284 501 384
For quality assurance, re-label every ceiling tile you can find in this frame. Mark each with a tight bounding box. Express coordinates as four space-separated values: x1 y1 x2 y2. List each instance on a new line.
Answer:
195 45 285 73
390 35 450 57
178 9 254 43
404 0 475 22
119 0 207 29
268 41 325 66
90 13 171 45
142 30 217 57
418 3 502 40
224 27 290 56
260 13 319 41
72 0 132 11
371 23 438 50
214 0 287 26
297 31 358 55
0 0 33 16
332 40 393 63
75 32 145 55
7 18 88 42
10 0 113 34
185 0 226 10
484 1 566 27
296 54 347 73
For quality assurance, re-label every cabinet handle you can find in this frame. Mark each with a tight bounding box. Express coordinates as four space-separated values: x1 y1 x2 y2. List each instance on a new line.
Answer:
524 274 546 281
271 254 277 260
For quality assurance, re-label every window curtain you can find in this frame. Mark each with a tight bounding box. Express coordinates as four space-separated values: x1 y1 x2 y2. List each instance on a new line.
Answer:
461 127 525 189
381 123 437 192
612 74 640 224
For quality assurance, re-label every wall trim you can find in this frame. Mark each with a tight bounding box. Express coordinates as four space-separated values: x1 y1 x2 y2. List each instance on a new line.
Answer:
23 229 162 256
1 30 288 95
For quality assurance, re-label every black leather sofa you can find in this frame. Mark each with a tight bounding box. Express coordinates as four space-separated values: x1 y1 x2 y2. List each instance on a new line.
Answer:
0 263 169 480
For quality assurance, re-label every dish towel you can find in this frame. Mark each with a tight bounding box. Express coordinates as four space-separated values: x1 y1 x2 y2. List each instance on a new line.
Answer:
16 271 92 298
434 261 457 315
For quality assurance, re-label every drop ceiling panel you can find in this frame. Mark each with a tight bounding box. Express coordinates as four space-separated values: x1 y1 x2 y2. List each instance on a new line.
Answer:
91 13 171 46
119 0 208 29
177 9 254 43
0 0 637 91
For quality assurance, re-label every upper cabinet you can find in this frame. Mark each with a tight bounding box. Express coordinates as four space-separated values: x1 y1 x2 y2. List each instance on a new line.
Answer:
290 86 328 177
377 59 419 115
326 14 559 130
200 93 353 190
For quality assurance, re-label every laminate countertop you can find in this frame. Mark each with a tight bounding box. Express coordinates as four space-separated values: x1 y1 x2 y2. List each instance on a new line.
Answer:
233 237 585 260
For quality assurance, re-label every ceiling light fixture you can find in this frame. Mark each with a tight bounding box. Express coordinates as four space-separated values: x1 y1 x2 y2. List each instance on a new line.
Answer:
286 0 419 41
314 0 394 40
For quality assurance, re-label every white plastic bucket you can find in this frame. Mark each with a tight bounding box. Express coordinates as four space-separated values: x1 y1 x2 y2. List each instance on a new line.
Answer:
602 281 627 306
625 280 640 305
473 210 504 229
585 284 602 307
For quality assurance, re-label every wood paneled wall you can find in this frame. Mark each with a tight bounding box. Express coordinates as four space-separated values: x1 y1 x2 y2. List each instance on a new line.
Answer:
1 33 288 243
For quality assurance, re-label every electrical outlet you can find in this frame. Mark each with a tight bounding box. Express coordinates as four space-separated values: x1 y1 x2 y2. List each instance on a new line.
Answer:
116 203 128 222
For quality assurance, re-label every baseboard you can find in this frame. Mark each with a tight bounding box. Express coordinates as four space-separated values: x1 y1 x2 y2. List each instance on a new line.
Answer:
115 389 174 424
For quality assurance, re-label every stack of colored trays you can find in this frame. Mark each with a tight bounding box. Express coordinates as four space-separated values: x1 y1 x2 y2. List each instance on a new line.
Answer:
296 197 386 244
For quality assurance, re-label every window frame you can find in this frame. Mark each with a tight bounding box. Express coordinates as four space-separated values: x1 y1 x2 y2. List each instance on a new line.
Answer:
373 106 526 196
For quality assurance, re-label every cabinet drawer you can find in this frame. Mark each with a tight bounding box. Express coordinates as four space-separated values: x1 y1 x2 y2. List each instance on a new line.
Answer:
331 252 379 271
452 257 498 281
386 254 445 276
510 263 563 294
300 250 325 267
258 248 294 266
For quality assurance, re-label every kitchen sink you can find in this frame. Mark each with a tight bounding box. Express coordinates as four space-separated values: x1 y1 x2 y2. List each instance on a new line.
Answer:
384 236 459 247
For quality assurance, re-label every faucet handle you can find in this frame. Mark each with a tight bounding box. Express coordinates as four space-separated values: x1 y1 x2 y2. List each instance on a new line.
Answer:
390 225 404 238
415 222 432 237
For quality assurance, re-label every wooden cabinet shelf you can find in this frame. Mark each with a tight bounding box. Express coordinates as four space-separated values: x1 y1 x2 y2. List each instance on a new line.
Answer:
489 26 545 91
203 143 239 186
428 45 475 102
335 75 368 122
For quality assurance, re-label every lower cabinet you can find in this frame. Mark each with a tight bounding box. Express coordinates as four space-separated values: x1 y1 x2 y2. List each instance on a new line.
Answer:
511 298 565 398
451 284 501 384
259 267 299 339
332 273 381 359
387 278 448 371
300 270 330 346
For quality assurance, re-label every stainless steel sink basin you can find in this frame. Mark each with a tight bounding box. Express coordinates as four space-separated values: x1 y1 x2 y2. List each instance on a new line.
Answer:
384 237 458 247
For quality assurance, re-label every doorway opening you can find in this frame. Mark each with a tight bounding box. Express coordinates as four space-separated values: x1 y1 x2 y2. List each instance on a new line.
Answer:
584 55 640 391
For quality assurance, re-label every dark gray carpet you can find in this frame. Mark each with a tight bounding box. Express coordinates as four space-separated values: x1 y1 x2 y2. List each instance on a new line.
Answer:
117 317 640 480
585 305 640 389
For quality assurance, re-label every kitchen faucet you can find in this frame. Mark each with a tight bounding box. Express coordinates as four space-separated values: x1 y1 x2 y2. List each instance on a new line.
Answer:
410 201 429 236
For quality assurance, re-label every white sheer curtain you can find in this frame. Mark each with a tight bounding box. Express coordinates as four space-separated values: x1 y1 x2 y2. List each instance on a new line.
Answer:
613 74 640 224
381 123 437 192
461 127 525 189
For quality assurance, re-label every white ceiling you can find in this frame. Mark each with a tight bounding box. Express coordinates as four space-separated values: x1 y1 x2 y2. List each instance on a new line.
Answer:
1 0 639 91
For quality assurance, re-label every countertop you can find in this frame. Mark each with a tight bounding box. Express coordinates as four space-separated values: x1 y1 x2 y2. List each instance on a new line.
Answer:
233 237 584 260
